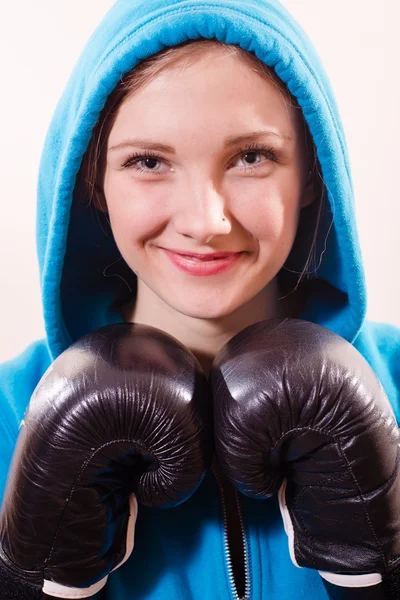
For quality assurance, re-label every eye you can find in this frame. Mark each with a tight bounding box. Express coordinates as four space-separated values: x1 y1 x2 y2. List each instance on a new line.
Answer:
120 143 280 176
230 143 280 172
121 151 167 175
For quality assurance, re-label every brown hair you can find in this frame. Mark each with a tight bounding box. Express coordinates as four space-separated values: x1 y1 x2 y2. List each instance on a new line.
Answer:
78 39 325 290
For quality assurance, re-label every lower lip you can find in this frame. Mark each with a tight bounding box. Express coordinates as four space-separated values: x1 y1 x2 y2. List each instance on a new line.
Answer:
162 249 244 276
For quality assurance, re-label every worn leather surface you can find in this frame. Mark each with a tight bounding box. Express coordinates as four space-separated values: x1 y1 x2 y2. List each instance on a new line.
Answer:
0 323 213 593
211 318 400 578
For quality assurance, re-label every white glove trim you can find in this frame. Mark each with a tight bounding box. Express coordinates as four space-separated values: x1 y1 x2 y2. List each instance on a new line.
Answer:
278 478 300 568
318 571 382 588
43 492 138 598
111 492 138 572
278 479 383 588
43 574 108 599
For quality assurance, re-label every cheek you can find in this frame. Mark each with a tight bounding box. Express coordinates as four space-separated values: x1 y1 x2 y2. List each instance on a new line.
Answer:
104 170 303 248
233 178 302 243
104 177 170 243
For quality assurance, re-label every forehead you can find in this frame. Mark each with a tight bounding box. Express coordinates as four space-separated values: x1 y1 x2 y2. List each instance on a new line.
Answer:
109 51 301 147
129 48 291 106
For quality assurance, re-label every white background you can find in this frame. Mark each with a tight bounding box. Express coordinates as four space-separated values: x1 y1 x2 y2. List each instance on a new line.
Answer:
0 1 399 362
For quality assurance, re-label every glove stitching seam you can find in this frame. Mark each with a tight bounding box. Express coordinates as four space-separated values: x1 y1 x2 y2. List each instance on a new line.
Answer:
336 437 388 570
44 438 158 576
269 425 334 451
275 427 389 571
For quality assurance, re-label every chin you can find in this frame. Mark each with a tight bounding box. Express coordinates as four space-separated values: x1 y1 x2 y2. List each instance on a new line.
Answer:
168 297 244 321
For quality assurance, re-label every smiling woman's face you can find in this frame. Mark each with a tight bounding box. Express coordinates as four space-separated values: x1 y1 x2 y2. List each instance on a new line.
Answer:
102 46 313 330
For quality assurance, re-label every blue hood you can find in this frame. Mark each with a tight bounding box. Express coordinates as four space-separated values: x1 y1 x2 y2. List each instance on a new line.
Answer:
36 0 366 361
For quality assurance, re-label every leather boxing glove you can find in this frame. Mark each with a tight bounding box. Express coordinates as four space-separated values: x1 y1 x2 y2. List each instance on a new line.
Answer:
210 318 400 599
0 322 213 599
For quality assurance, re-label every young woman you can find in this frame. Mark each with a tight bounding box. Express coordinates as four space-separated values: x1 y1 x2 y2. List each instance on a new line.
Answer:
0 1 399 599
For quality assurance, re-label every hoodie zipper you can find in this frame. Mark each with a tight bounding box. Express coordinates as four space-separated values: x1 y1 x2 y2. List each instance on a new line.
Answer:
211 463 252 600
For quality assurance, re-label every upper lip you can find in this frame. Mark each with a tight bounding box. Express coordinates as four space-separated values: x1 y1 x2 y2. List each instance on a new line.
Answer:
161 248 243 259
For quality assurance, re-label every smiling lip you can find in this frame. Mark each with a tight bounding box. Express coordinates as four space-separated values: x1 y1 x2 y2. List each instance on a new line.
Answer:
161 248 244 276
160 248 242 259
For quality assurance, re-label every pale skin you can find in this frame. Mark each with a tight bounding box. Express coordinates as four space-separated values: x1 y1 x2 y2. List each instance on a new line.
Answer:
101 46 315 377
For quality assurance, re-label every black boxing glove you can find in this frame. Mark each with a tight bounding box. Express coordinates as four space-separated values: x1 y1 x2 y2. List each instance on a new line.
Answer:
0 322 213 599
210 318 400 599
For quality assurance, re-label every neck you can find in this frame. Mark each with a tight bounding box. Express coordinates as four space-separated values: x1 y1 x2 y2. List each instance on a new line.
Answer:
121 277 307 378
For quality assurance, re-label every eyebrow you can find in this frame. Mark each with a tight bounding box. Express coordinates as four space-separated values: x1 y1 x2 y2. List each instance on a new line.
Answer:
108 130 292 154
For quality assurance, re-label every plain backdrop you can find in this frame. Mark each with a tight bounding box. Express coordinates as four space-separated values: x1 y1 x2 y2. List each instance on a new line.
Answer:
0 1 399 363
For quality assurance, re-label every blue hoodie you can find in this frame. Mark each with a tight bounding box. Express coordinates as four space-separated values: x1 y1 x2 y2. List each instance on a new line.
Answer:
1 1 400 598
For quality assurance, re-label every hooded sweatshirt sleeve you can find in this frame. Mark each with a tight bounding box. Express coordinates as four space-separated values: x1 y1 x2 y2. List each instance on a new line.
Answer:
0 339 51 503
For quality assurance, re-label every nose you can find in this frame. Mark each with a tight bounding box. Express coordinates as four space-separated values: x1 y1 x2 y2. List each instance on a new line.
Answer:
172 178 232 245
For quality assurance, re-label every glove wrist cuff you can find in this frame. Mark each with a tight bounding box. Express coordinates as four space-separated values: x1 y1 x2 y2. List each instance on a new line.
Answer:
43 575 108 599
319 570 382 588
